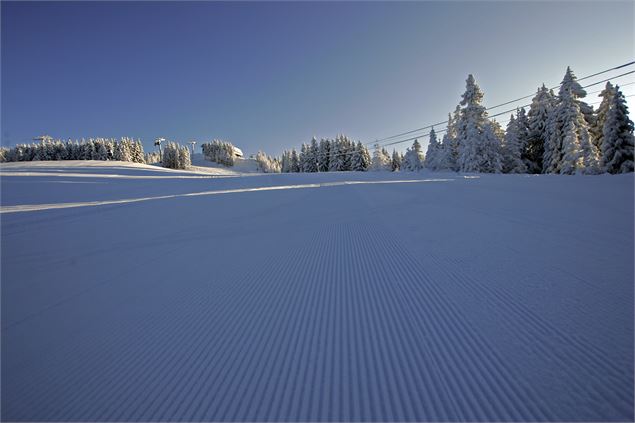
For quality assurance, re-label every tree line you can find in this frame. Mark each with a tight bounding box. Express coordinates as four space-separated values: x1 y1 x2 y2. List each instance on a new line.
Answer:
424 67 634 175
201 140 237 167
0 137 146 164
0 137 194 170
3 66 630 176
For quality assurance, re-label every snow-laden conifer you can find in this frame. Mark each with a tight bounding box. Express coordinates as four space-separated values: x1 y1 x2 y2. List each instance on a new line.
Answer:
457 74 489 172
593 82 615 154
401 139 424 171
526 85 554 173
391 149 402 171
371 143 391 171
424 127 440 170
503 114 527 173
601 85 635 174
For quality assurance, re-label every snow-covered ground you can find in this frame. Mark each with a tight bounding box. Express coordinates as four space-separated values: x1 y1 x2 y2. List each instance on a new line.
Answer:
189 153 261 175
1 161 633 421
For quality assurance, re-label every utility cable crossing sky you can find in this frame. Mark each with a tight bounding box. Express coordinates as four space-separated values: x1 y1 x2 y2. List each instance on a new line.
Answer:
366 61 635 147
282 61 635 161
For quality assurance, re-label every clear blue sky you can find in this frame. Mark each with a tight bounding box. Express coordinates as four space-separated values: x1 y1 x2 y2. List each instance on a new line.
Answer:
2 1 633 156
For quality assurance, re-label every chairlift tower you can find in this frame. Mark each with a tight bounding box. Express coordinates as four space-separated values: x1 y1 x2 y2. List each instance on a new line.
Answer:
154 137 165 161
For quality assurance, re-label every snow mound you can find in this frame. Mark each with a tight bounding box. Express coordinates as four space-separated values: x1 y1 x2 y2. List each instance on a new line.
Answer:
189 154 260 175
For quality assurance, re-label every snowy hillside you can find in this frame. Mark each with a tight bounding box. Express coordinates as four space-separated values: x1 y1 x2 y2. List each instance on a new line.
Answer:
190 153 261 174
1 161 633 421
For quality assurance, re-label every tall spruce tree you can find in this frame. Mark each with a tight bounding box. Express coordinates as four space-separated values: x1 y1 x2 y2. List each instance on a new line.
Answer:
402 139 424 171
317 139 330 172
479 121 504 173
503 114 527 173
526 85 554 173
371 143 391 171
424 127 440 170
593 82 616 155
545 67 597 174
557 90 599 175
351 141 371 171
457 74 489 172
601 85 635 173
391 149 402 171
290 148 300 172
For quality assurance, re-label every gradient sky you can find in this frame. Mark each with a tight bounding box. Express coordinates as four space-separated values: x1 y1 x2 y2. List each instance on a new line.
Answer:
2 1 634 156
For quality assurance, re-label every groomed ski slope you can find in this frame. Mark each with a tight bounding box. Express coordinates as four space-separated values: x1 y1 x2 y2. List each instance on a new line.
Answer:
1 161 633 421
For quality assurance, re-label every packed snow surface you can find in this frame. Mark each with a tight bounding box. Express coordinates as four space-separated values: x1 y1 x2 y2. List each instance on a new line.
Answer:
1 161 633 421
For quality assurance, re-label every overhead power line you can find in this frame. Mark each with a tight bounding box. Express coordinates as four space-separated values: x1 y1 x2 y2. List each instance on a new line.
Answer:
576 60 635 82
368 68 635 149
368 61 635 146
281 63 635 164
284 90 635 165
586 80 635 96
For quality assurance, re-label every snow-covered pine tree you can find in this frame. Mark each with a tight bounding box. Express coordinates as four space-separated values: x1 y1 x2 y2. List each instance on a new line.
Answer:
341 136 354 171
328 138 338 171
561 66 595 129
580 129 601 174
546 67 600 174
306 137 319 172
105 139 115 160
593 82 616 154
201 140 236 166
545 68 588 173
560 119 583 175
63 140 75 160
113 138 131 162
350 142 370 171
299 143 309 172
457 74 489 173
479 121 504 173
124 138 135 161
145 151 161 164
161 142 190 169
544 108 563 174
359 142 371 171
329 136 349 171
371 143 391 171
558 94 598 175
516 107 530 153
402 139 424 171
52 140 67 160
442 113 460 171
32 142 42 161
133 139 146 163
81 139 94 160
318 139 330 172
601 85 635 174
424 127 440 170
503 114 527 173
435 134 451 171
448 105 461 159
526 84 554 173
256 151 281 173
280 150 291 172
290 148 300 172
94 139 108 160
162 142 177 168
351 144 363 171
178 144 191 168
391 149 401 171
